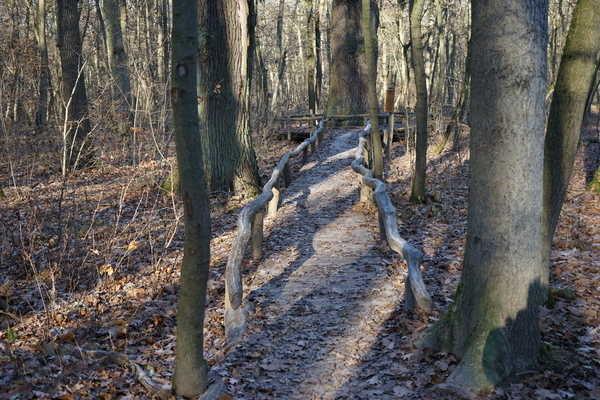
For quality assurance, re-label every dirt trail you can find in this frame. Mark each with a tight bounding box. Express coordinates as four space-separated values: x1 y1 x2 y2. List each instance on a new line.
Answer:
219 130 416 399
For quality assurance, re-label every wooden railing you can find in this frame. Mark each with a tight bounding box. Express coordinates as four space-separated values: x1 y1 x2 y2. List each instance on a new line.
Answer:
224 120 327 343
351 123 432 313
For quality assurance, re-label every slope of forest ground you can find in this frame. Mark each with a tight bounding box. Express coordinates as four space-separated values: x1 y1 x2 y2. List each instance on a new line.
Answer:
0 121 598 399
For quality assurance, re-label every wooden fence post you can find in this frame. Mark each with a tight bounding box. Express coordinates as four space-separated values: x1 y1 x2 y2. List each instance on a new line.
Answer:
251 211 264 260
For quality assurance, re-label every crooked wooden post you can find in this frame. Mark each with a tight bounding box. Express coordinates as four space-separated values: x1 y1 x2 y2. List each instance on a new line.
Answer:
251 211 264 260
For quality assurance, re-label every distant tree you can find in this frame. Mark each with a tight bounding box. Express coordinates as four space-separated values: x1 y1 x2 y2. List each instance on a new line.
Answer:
543 0 600 272
408 0 427 203
34 0 51 134
326 0 378 117
56 0 93 173
304 0 317 114
171 0 211 397
100 0 133 148
423 0 549 393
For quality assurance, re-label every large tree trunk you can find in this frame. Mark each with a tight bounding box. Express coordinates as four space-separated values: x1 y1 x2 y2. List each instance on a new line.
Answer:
543 0 600 275
35 0 51 135
171 0 211 396
56 0 93 173
100 0 133 139
326 0 378 117
230 0 261 197
197 0 261 196
197 0 238 191
424 0 549 394
409 0 428 203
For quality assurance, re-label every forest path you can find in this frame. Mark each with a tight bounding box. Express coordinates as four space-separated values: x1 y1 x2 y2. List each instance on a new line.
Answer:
221 129 415 399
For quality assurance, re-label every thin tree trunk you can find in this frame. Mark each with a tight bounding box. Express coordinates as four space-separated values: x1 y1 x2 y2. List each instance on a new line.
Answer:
270 0 286 111
171 0 210 396
304 0 317 114
423 0 549 393
543 0 600 280
362 0 383 180
100 0 133 137
315 0 323 110
35 0 51 134
409 0 428 203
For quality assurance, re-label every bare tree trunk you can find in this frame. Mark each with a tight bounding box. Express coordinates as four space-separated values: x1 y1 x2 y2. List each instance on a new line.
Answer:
423 0 549 394
304 0 317 114
228 0 261 196
543 0 600 280
315 0 323 110
327 0 378 118
197 0 238 191
156 0 169 83
195 0 261 197
362 0 383 180
171 0 210 396
409 0 428 203
56 0 93 172
100 0 133 138
35 0 51 134
270 0 287 111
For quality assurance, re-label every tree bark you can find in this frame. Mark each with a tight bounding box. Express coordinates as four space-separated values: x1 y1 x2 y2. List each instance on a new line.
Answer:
304 0 317 114
270 0 287 111
197 0 261 196
100 0 133 137
197 0 238 191
326 0 378 118
543 0 600 278
35 0 51 134
315 0 323 109
171 0 211 396
230 0 262 197
423 0 549 394
409 0 428 203
56 0 93 172
362 0 383 180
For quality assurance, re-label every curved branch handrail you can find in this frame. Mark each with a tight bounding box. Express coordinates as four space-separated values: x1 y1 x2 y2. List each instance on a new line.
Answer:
351 123 432 313
224 120 327 343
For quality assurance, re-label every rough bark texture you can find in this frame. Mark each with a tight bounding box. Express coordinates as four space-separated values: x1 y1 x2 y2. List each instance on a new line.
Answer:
171 0 210 396
197 0 261 196
270 0 287 110
35 0 51 134
305 0 317 114
100 0 132 136
409 0 428 203
326 0 378 118
197 0 238 191
424 0 549 394
56 0 93 171
361 0 383 180
543 0 600 279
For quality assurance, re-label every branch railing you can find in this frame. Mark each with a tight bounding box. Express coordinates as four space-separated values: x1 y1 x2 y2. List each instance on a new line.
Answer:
224 119 327 343
351 123 432 313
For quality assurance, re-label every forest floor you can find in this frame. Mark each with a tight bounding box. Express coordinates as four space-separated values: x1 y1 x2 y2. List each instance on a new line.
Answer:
0 122 598 399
